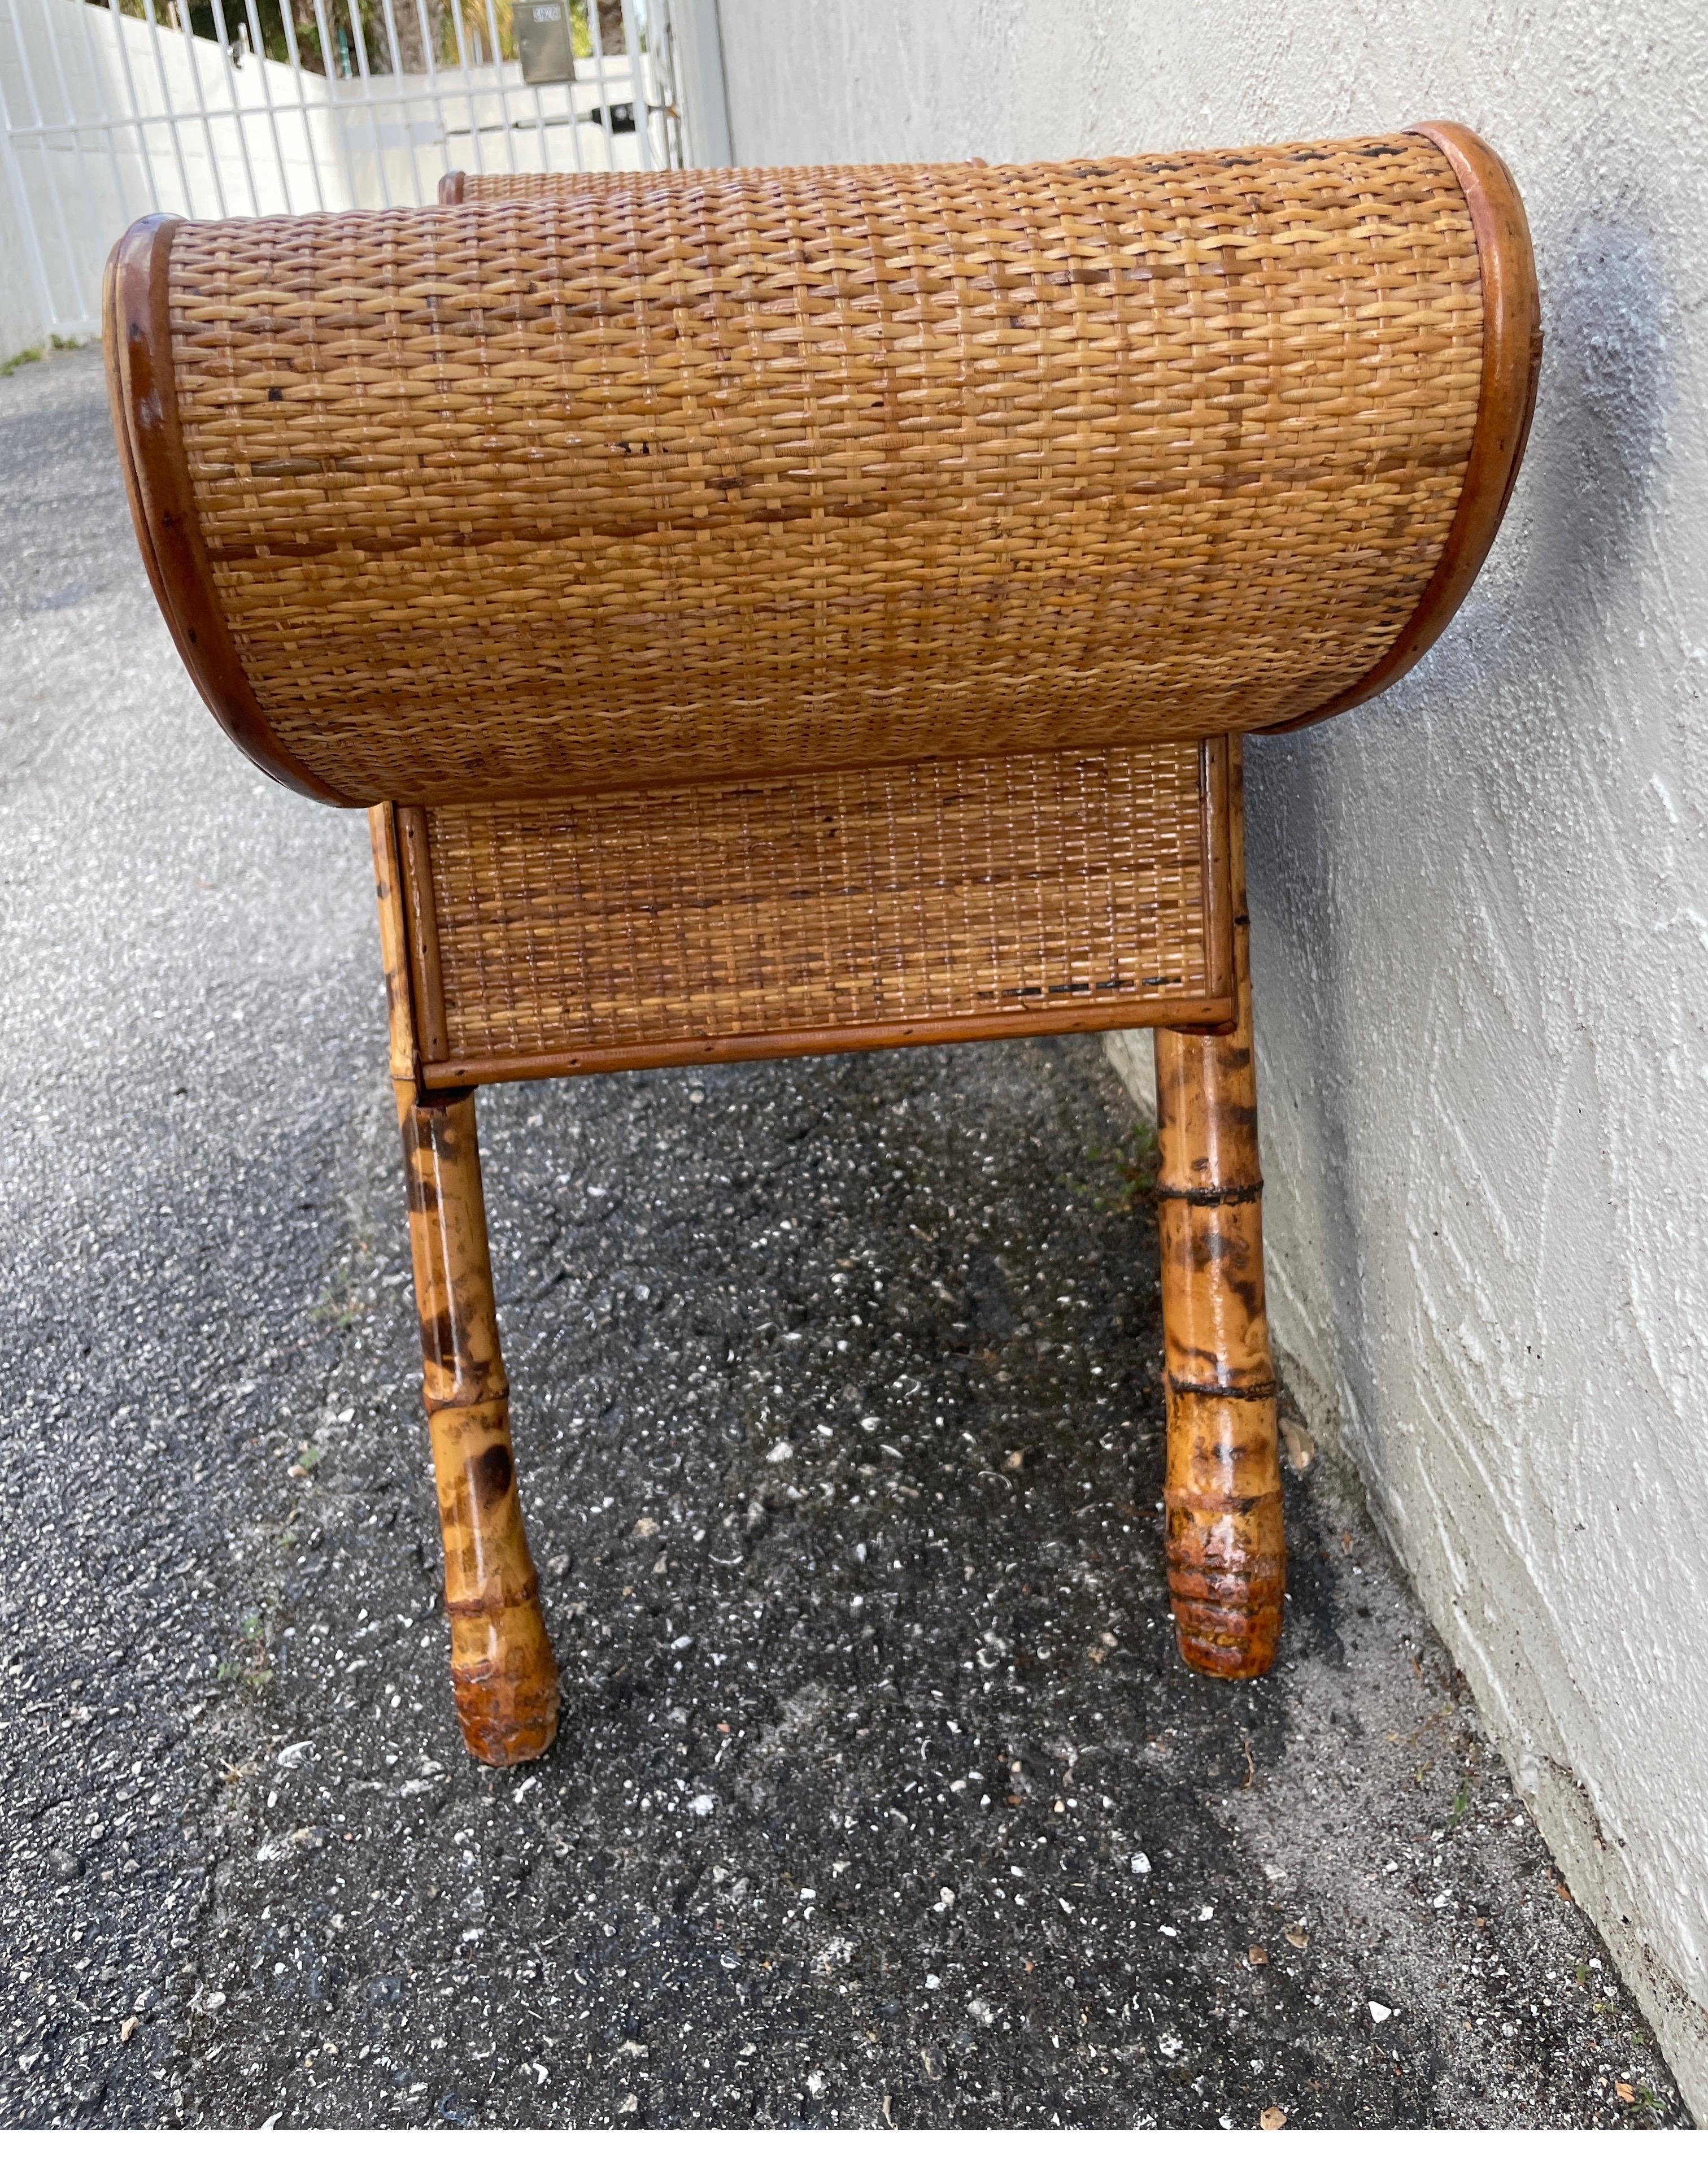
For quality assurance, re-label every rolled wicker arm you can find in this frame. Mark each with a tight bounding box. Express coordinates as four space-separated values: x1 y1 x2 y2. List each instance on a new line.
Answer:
105 124 1538 812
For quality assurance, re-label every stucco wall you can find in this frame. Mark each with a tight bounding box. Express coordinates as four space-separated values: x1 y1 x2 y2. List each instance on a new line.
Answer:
714 0 1708 2117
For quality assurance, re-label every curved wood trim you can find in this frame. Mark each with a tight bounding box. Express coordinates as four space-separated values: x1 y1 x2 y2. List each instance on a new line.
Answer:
1199 735 1233 1007
102 215 352 806
1260 121 1543 738
438 172 467 204
394 804 450 1063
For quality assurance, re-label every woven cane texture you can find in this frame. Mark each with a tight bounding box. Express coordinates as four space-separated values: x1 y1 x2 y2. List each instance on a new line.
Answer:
424 742 1218 1072
167 134 1482 807
453 169 663 201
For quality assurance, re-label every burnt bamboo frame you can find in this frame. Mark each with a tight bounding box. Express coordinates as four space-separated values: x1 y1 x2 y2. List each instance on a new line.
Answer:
1154 743 1284 1675
374 808 559 1764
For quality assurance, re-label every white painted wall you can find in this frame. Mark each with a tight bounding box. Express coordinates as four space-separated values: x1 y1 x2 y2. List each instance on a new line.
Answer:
0 0 353 332
0 122 46 356
0 0 655 339
715 0 1708 2117
667 0 731 168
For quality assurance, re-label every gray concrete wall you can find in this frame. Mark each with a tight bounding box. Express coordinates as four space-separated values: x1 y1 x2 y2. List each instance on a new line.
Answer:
716 0 1708 2118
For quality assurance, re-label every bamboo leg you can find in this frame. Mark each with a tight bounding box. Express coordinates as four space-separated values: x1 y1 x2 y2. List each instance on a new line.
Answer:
1152 740 1285 1676
398 1083 560 1765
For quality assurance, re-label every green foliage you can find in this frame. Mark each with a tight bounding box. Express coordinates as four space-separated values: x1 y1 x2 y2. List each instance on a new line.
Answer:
3 337 86 378
1116 1119 1162 1209
220 1609 273 1690
310 1272 367 1329
1072 1120 1162 1216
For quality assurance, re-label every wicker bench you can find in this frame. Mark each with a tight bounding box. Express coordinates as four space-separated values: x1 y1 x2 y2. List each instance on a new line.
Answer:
105 124 1539 1766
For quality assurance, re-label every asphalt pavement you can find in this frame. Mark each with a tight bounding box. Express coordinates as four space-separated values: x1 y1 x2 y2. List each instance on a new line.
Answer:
0 342 1686 2130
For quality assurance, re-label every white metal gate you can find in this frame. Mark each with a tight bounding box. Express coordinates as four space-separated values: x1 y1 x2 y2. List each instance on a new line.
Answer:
0 0 731 339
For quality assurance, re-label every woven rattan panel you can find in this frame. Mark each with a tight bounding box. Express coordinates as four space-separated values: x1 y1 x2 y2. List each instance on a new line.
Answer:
420 742 1223 1081
167 136 1482 807
455 170 656 200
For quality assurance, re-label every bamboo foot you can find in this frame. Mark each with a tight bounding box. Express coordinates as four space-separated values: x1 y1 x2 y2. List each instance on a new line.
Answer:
399 1084 560 1766
1152 741 1284 1677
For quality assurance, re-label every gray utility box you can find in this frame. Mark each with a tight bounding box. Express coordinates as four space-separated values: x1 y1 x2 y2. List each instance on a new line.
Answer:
513 1 575 84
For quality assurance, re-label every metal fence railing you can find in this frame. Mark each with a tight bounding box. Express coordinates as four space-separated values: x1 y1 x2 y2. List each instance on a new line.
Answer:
0 0 729 339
